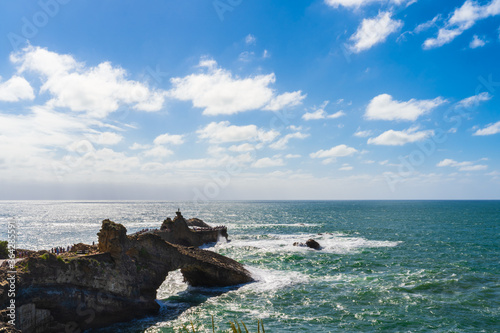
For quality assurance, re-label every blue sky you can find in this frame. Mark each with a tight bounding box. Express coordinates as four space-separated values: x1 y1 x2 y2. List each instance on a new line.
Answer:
0 0 499 200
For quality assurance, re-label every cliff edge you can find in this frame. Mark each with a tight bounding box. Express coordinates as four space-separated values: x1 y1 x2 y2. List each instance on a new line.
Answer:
0 218 252 332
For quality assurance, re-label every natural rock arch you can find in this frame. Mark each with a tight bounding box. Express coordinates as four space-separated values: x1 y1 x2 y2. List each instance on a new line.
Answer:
2 219 252 332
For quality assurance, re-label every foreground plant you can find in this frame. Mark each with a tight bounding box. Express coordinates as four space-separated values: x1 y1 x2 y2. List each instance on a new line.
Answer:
179 317 265 333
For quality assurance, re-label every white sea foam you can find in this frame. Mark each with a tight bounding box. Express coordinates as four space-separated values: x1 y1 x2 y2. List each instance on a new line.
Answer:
209 232 401 255
156 269 188 299
234 223 319 228
243 266 310 293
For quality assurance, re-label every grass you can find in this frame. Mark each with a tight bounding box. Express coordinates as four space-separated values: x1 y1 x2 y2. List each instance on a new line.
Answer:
179 317 265 333
0 240 8 259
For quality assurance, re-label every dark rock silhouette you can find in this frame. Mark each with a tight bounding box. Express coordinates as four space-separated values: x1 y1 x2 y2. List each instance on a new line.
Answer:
156 211 228 247
293 238 322 250
0 217 252 332
306 239 321 250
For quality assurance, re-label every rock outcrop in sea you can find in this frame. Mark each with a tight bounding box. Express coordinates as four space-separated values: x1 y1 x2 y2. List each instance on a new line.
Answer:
293 238 322 250
0 212 253 332
157 210 228 247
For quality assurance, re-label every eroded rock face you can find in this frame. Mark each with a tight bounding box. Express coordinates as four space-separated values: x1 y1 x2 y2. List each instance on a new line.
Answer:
155 212 228 247
1 219 252 332
97 219 128 258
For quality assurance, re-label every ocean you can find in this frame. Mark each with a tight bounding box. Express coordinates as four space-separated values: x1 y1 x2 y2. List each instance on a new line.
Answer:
1 200 499 332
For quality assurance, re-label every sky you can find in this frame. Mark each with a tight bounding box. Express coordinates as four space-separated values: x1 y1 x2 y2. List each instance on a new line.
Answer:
0 0 499 200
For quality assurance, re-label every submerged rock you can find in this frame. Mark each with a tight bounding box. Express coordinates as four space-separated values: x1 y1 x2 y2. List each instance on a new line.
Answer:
306 239 321 250
294 239 322 250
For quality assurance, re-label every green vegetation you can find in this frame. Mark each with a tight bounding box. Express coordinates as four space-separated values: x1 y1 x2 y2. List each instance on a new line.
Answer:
40 253 50 260
179 318 265 333
139 247 151 259
0 241 8 259
15 259 31 272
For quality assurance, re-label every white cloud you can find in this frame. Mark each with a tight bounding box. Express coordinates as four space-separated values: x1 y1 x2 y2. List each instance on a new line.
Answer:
252 157 285 168
328 111 346 119
129 143 150 150
349 12 403 53
164 153 253 170
143 146 173 158
11 46 165 118
302 109 327 120
169 58 304 115
456 92 492 108
285 154 301 159
197 121 279 144
424 0 500 49
469 34 487 48
238 51 255 62
437 158 464 167
437 158 488 171
0 75 34 102
460 164 488 171
367 127 434 145
153 133 184 145
288 125 303 131
325 0 409 9
423 28 463 49
365 93 446 121
339 163 353 171
269 132 309 150
198 57 217 69
88 132 123 145
91 148 140 173
0 106 89 154
207 145 226 156
310 144 358 159
0 105 138 182
141 162 166 172
473 120 500 135
302 101 345 120
245 34 257 45
354 129 373 137
414 15 441 33
264 91 306 111
228 143 255 152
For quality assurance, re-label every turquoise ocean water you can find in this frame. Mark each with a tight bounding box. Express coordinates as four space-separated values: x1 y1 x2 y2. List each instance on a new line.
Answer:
0 200 499 332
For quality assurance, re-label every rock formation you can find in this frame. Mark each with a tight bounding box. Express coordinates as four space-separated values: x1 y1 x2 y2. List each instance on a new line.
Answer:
306 239 321 250
155 211 228 247
293 238 322 250
0 218 252 332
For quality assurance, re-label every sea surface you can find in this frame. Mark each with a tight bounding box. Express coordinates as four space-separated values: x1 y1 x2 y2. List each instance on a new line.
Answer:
0 200 499 332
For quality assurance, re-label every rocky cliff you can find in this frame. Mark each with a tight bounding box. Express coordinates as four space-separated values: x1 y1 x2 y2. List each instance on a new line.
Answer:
0 219 253 332
156 211 228 247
